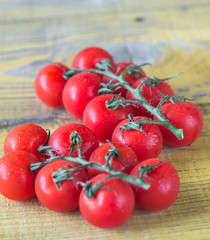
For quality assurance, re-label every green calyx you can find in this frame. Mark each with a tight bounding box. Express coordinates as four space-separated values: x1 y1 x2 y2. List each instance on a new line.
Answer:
135 160 164 182
104 141 129 167
119 114 147 137
81 175 117 199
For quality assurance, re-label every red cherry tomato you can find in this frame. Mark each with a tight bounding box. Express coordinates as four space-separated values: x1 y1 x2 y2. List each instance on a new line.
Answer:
4 123 48 161
35 63 69 108
48 123 99 160
111 116 163 162
0 152 39 201
87 142 138 178
62 72 102 120
83 94 134 142
79 173 135 228
126 78 174 117
102 62 146 97
153 102 203 147
35 160 88 212
129 158 180 211
72 46 115 70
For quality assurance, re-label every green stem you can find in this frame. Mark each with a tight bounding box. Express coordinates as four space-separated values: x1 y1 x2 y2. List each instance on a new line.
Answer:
58 155 150 189
30 149 150 191
64 63 184 140
30 132 168 198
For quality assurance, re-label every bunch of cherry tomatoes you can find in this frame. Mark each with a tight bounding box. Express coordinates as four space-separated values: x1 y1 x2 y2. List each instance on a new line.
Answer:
0 46 203 229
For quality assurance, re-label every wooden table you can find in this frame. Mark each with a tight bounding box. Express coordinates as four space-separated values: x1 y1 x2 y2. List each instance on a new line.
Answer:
0 0 210 239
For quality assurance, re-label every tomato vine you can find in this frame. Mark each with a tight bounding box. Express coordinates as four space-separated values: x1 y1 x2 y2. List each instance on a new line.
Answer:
63 60 184 140
30 131 159 196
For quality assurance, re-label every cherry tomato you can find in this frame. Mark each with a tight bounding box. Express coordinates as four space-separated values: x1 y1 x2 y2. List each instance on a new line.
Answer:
4 123 48 161
35 160 88 212
126 78 174 117
111 116 163 162
87 142 138 178
83 94 134 142
153 102 203 147
102 62 146 97
79 173 135 228
48 123 99 160
72 46 115 70
62 72 102 120
0 152 39 201
35 63 69 108
129 158 180 211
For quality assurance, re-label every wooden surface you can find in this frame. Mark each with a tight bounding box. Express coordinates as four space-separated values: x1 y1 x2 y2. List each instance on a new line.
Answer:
0 0 210 239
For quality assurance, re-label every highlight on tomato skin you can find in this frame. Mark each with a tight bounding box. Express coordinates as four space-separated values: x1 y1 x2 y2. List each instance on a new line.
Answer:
79 173 135 229
87 141 139 179
47 123 99 160
0 151 40 201
129 158 180 211
4 123 48 161
62 72 102 120
72 46 115 70
35 160 88 213
34 62 69 108
83 94 134 143
111 116 163 163
153 101 203 147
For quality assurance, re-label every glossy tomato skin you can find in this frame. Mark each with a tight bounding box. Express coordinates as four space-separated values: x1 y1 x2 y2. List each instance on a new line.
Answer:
35 63 69 108
126 79 174 117
4 123 48 161
102 62 146 97
35 160 88 212
62 72 102 120
0 152 39 201
87 142 138 178
79 174 135 228
153 102 203 147
72 47 115 70
47 123 99 160
83 94 134 142
129 158 180 211
111 116 163 162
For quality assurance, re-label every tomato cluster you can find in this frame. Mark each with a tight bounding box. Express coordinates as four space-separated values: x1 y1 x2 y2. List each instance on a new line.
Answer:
0 46 204 229
34 46 203 148
0 122 180 228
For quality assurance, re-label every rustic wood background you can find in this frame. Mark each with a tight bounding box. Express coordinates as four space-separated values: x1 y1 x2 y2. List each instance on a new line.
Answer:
0 0 210 239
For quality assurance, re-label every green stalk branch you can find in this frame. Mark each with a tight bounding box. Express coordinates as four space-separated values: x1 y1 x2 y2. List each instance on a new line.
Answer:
31 147 150 190
30 132 156 198
64 60 183 140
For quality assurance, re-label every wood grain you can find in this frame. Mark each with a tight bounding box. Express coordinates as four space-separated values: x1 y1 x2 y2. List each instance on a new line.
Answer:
0 0 210 239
